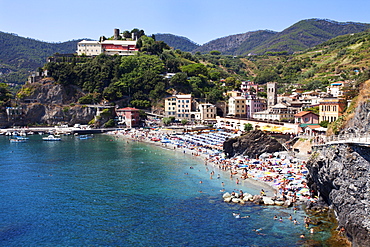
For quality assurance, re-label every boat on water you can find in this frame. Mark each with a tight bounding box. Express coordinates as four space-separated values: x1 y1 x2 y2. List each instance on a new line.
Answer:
78 134 93 140
14 136 29 140
10 138 26 143
42 135 61 141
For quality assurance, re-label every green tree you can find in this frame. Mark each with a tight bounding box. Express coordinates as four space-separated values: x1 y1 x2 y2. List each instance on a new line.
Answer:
180 63 208 77
210 50 221 55
319 121 329 128
181 119 188 125
244 123 253 132
162 117 172 126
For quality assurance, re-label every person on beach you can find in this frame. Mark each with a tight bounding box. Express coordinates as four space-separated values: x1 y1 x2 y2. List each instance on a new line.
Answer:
260 189 265 196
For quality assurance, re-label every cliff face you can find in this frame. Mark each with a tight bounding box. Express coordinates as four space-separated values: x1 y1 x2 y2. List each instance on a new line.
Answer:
306 100 370 247
7 82 106 127
223 130 283 158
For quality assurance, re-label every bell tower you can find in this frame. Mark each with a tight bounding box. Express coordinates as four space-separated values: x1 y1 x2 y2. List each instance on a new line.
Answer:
267 82 277 108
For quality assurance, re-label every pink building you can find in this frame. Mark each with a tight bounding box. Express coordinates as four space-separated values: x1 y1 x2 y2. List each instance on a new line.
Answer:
294 111 319 124
116 107 140 128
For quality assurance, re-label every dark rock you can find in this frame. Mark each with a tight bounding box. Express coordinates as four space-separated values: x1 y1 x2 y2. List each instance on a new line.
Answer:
223 130 283 158
307 144 370 247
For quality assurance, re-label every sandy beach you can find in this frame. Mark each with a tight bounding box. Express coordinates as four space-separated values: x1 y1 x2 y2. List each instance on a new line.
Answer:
107 128 313 204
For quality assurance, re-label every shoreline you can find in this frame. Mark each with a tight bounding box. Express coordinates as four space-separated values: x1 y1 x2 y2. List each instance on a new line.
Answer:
107 128 312 204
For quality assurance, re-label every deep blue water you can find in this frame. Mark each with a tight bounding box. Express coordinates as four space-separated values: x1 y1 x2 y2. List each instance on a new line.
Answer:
0 135 332 246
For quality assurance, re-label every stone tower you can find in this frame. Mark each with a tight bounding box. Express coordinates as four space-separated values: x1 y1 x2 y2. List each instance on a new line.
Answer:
267 82 277 108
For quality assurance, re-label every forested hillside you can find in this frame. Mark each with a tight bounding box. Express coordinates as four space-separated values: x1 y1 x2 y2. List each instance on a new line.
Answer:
0 31 80 84
154 33 199 52
195 19 370 55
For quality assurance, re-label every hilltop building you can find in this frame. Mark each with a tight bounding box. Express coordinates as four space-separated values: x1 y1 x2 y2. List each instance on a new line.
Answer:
77 40 138 56
77 29 138 56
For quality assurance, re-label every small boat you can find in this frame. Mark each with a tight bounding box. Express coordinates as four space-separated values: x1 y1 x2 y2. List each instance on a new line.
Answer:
10 138 26 143
15 136 29 140
78 135 93 140
42 135 61 141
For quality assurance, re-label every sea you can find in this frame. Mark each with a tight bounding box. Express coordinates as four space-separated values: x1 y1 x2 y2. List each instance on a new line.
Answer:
0 134 335 246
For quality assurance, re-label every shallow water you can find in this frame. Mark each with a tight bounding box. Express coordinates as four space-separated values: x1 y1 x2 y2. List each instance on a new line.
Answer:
0 135 332 246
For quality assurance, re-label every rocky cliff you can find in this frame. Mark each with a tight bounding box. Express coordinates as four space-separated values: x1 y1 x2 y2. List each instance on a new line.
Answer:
306 99 370 247
223 130 284 158
6 81 111 127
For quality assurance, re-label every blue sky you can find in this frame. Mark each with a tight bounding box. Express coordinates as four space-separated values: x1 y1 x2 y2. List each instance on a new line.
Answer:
1 0 370 45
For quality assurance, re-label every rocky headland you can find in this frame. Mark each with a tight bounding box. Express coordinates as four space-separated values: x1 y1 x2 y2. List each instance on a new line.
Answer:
306 99 370 247
1 80 113 127
223 129 286 158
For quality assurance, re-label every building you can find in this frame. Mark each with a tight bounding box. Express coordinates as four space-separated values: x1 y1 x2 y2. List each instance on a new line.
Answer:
252 103 298 122
294 111 319 124
319 97 347 123
228 96 246 118
192 103 217 123
77 40 138 56
164 94 192 120
116 107 140 128
245 94 267 118
267 82 277 108
327 81 347 97
164 95 177 117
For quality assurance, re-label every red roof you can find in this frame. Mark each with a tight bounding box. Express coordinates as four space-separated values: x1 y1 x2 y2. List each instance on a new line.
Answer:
294 111 318 117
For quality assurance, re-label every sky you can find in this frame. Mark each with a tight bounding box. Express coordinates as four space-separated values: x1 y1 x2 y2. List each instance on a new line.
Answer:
1 0 370 45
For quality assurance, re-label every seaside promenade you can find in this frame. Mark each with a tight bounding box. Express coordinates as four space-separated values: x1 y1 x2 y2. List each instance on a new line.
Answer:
108 128 314 206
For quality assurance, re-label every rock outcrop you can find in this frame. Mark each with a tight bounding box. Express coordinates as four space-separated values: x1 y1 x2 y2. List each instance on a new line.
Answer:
306 99 370 247
6 81 111 127
223 130 284 158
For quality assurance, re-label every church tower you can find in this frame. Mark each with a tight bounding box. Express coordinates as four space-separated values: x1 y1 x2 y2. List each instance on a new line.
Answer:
267 82 277 108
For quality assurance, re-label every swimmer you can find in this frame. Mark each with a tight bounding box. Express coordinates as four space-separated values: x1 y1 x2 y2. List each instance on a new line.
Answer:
221 182 225 187
288 214 293 221
279 217 283 222
273 215 278 220
293 219 299 225
310 228 314 234
300 234 305 239
199 181 203 184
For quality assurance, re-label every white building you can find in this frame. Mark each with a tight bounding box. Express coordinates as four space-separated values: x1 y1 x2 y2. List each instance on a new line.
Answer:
164 95 192 120
192 103 217 123
77 40 138 56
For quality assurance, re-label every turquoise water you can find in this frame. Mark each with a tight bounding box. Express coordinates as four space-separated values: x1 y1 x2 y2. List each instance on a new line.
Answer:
0 135 331 246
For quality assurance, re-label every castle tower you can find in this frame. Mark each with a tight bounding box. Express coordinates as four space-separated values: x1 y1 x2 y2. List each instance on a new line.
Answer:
114 28 120 40
267 82 277 108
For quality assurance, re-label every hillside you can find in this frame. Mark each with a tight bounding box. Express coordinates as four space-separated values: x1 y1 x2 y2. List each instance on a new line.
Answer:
0 31 80 84
195 19 370 55
154 33 199 52
192 30 277 55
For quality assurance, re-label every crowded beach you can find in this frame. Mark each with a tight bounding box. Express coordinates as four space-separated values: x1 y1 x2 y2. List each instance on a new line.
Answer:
108 127 316 206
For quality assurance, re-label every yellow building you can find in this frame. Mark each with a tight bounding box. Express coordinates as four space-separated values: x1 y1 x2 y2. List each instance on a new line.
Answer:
228 96 246 118
319 97 346 122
